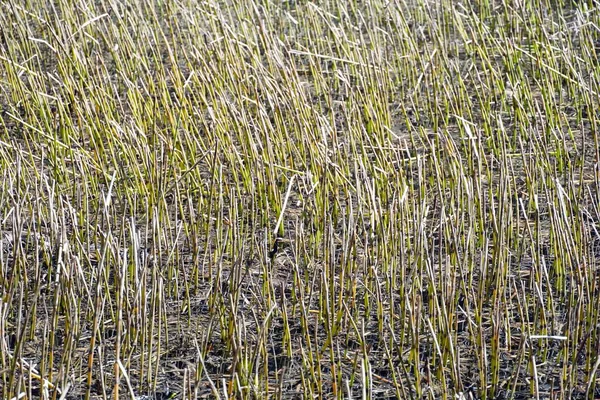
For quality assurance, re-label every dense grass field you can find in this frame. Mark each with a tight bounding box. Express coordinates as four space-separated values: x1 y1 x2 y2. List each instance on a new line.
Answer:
1 0 600 398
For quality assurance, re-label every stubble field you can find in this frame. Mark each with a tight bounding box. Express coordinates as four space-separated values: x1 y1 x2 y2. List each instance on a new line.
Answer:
1 0 600 399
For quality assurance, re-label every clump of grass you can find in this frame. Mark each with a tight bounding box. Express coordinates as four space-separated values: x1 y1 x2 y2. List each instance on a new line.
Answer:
1 0 600 399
